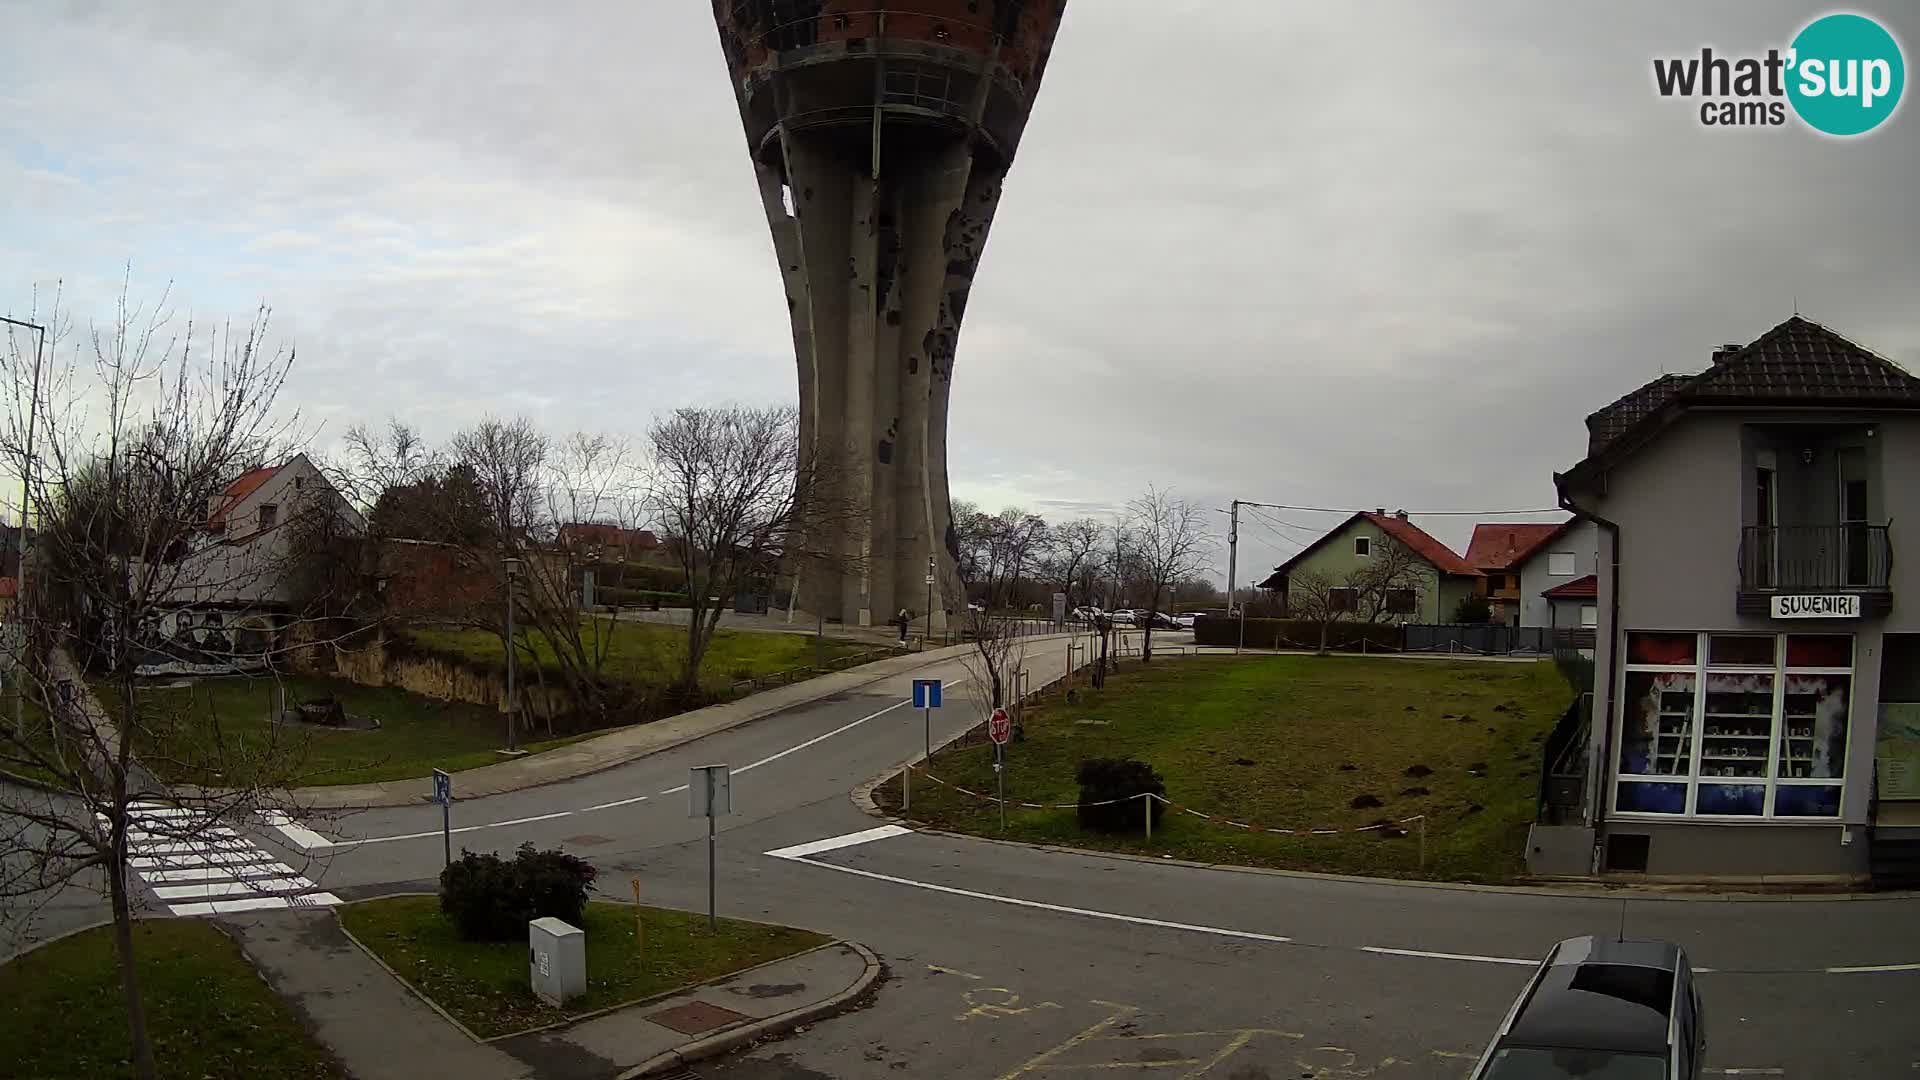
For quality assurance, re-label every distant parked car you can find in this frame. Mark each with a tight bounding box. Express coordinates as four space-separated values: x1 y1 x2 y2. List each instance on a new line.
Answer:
1071 606 1103 622
1108 610 1136 625
1173 613 1199 630
1138 611 1179 630
1468 936 1704 1080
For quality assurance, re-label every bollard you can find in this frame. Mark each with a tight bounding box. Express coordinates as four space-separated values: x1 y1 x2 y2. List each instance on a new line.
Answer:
1143 792 1153 842
1417 815 1427 869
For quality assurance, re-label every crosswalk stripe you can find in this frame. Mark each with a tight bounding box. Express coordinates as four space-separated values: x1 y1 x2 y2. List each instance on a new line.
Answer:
143 863 297 884
132 849 279 870
152 877 315 901
166 892 342 917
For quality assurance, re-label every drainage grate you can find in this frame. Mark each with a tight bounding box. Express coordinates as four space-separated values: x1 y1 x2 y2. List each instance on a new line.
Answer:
647 1000 752 1035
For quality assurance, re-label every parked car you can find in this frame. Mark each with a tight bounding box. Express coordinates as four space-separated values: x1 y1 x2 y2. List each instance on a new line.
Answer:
1173 612 1200 629
1108 610 1136 625
1468 936 1704 1080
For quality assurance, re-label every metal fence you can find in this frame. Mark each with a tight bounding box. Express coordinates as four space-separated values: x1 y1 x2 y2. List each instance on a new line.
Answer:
1402 624 1558 655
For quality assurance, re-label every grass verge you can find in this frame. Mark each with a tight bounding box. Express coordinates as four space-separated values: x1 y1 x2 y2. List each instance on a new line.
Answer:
99 676 593 788
0 919 340 1079
338 896 830 1038
877 654 1573 883
404 619 868 698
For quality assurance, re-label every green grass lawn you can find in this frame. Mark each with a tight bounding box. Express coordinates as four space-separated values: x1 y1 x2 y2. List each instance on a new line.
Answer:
878 655 1573 883
0 919 340 1079
339 896 830 1038
405 618 869 696
97 676 592 788
0 693 72 788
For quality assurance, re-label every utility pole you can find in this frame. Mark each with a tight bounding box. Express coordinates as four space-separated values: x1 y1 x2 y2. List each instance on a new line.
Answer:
1225 500 1241 654
2 317 46 741
503 557 522 753
924 553 935 650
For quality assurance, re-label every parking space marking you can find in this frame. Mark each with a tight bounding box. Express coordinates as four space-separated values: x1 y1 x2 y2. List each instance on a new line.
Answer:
1359 946 1536 967
998 1001 1141 1079
766 825 912 860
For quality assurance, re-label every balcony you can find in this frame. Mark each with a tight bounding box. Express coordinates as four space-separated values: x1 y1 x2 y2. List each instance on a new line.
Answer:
1738 525 1893 616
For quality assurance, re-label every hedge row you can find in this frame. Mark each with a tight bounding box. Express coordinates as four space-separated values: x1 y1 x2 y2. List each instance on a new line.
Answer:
1192 616 1402 651
595 585 689 608
591 562 686 594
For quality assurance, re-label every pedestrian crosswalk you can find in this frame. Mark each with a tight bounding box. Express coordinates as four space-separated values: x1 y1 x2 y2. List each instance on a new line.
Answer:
104 802 341 916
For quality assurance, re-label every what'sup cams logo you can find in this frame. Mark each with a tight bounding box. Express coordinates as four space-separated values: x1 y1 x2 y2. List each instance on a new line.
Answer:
1654 12 1905 135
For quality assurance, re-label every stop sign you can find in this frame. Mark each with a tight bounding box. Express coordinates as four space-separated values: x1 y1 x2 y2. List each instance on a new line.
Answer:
988 707 1012 745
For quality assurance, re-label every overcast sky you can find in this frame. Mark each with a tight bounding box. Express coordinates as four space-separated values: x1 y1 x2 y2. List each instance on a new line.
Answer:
4 2 1917 583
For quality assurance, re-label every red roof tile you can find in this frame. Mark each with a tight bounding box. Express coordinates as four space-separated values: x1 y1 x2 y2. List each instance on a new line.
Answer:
1363 513 1478 576
1464 523 1567 572
1541 574 1598 600
208 465 281 527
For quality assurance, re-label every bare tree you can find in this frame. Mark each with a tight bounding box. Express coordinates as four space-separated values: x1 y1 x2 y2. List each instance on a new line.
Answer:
1041 517 1104 609
1278 535 1428 653
0 279 323 1080
1122 486 1214 662
958 608 1027 711
644 406 846 699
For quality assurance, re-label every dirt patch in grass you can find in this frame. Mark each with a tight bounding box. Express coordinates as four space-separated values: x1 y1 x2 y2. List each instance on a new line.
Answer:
338 896 829 1038
0 919 340 1079
879 655 1571 882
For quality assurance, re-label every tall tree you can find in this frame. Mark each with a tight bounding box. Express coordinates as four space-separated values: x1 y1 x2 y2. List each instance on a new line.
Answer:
1042 517 1105 609
0 280 319 1080
1122 486 1214 662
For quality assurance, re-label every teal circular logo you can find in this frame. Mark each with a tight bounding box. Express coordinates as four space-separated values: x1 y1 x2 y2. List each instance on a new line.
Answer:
1787 13 1905 136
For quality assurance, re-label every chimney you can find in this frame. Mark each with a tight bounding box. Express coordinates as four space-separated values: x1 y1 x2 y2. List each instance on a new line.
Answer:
1374 507 1387 516
1395 509 1410 521
1711 342 1743 365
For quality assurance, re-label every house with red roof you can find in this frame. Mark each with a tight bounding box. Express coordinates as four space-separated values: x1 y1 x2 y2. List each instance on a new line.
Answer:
1257 509 1482 624
1464 520 1600 629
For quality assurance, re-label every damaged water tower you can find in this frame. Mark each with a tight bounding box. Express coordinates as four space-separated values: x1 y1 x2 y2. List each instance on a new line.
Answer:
713 2 1069 627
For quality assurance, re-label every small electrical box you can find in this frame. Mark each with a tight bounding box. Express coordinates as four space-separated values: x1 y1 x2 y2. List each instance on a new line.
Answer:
528 917 586 1006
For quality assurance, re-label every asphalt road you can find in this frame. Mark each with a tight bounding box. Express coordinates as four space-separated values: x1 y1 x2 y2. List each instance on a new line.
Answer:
9 634 1919 1077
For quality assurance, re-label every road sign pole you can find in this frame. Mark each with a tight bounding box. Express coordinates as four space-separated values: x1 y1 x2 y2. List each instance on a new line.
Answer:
903 758 911 812
432 768 453 867
1143 792 1153 843
442 801 451 867
707 812 717 931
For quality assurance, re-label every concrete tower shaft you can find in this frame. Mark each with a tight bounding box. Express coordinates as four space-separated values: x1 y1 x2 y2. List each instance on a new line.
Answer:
714 2 1067 627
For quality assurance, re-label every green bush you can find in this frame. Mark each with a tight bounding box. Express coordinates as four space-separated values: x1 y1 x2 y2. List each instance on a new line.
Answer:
438 843 598 941
1191 617 1401 651
1075 757 1166 833
1452 594 1493 624
597 585 689 608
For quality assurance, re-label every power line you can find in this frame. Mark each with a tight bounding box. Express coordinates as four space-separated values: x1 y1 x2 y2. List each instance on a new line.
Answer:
1236 499 1565 518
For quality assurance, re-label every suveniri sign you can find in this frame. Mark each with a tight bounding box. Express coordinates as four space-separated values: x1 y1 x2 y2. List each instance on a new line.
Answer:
1771 594 1861 618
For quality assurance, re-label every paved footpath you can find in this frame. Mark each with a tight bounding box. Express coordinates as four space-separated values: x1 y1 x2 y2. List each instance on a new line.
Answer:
222 905 876 1080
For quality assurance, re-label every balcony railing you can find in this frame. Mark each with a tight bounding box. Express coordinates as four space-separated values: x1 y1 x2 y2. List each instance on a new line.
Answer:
1739 524 1892 592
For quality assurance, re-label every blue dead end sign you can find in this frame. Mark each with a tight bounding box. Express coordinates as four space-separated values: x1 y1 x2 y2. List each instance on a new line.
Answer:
912 678 942 709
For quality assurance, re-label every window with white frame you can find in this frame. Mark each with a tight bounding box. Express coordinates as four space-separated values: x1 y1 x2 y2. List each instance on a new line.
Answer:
1580 605 1597 627
1613 631 1850 819
1354 536 1370 558
1547 551 1576 577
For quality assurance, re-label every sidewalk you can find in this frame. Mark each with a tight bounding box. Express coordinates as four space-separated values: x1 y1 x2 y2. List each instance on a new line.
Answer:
222 906 877 1080
294 631 1089 810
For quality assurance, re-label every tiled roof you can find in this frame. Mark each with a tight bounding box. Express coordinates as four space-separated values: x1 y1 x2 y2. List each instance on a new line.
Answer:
1585 374 1689 456
0 576 16 599
1541 574 1598 600
1464 523 1567 572
1363 513 1479 576
209 464 281 527
1566 316 1920 485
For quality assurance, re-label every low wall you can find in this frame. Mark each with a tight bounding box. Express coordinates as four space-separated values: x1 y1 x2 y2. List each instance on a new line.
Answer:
310 627 569 727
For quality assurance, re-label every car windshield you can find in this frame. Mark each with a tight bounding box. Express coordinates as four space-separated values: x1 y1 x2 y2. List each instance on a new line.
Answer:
1483 1047 1668 1079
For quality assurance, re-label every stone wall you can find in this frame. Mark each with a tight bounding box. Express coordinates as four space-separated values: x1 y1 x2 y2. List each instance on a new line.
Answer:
306 626 569 728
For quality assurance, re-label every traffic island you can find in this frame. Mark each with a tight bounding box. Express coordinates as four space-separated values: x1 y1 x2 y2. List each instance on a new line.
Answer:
875 654 1574 883
337 896 834 1039
0 919 341 1080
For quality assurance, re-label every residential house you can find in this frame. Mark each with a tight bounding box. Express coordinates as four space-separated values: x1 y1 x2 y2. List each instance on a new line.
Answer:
1548 315 1920 883
1259 510 1481 624
1465 523 1567 625
556 523 661 563
134 454 365 673
1510 518 1603 632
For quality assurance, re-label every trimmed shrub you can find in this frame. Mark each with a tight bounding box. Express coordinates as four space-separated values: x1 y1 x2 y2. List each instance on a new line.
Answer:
1075 757 1166 833
1451 594 1493 624
1191 617 1401 652
439 842 598 941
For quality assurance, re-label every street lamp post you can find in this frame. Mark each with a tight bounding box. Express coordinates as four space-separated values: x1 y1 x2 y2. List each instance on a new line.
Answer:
2 317 46 740
503 557 522 753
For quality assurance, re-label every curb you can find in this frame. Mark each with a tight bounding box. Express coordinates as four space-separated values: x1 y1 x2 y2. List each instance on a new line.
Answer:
0 916 117 967
332 905 493 1045
614 941 883 1080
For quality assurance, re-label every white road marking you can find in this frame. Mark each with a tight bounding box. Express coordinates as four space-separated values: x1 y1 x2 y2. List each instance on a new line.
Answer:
165 892 342 917
1825 961 1920 974
659 784 689 795
152 877 315 901
143 863 296 884
262 812 334 851
321 810 576 851
1359 946 1537 967
769 845 1292 945
580 795 650 812
765 825 912 860
1710 1069 1786 1076
132 849 278 870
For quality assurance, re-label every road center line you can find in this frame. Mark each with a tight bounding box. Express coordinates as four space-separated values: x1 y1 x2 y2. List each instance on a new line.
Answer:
768 846 1293 945
1825 961 1920 973
580 795 650 812
766 825 911 859
1358 946 1537 967
321 810 575 850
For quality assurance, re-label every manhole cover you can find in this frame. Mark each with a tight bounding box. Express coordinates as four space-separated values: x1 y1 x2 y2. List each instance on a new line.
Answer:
647 1000 751 1035
561 834 612 846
